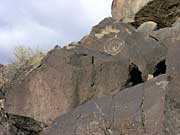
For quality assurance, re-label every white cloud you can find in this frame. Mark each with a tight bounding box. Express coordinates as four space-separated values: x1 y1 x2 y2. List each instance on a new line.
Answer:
0 0 112 63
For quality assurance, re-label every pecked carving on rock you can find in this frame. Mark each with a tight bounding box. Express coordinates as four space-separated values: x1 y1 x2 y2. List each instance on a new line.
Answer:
1 0 180 134
80 17 167 80
5 45 130 125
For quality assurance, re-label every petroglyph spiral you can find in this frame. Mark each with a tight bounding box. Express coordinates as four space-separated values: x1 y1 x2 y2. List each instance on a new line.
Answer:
104 38 125 55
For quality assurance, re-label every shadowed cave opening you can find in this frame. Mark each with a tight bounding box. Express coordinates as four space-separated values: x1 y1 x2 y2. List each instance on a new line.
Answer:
126 64 144 87
153 60 167 77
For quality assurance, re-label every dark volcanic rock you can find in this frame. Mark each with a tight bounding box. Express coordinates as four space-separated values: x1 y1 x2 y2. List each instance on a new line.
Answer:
150 21 180 48
0 111 44 135
43 75 167 135
2 1 180 134
80 17 135 52
5 45 130 124
80 17 167 78
164 38 180 134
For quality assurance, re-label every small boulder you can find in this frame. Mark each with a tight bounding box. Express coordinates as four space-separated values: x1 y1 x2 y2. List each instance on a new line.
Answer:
137 21 157 36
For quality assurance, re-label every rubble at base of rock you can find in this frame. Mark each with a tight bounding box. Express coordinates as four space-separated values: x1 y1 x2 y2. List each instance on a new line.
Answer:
0 0 180 135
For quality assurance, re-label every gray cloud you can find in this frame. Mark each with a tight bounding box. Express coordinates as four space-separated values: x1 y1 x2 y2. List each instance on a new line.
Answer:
0 0 112 63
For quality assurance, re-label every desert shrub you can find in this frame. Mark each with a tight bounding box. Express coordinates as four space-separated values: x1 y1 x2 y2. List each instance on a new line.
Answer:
6 46 47 82
11 46 46 67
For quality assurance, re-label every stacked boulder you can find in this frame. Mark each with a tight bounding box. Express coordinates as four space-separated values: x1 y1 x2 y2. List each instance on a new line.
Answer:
0 0 180 135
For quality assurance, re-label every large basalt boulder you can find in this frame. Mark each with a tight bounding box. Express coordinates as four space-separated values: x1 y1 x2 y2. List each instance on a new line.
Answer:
112 0 180 28
80 18 167 77
164 38 180 134
5 45 130 124
42 75 167 135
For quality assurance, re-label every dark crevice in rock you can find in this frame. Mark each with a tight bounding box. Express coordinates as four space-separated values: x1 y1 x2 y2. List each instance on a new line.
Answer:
153 60 167 77
91 56 95 64
72 69 81 108
140 93 146 133
90 57 96 89
125 64 144 87
149 35 159 42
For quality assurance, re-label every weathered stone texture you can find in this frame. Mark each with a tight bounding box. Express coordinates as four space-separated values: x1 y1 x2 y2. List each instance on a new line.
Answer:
164 38 180 135
5 46 130 124
112 0 180 28
43 75 167 135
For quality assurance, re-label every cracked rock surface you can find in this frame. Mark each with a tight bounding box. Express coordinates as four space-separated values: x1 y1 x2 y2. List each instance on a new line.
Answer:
80 17 167 79
0 0 180 135
43 75 167 135
5 45 130 125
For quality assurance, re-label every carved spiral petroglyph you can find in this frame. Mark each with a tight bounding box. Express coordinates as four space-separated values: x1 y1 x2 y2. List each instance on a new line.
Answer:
104 38 125 55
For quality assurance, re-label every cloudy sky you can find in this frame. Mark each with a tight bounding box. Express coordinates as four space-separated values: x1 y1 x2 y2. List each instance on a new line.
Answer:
0 0 112 63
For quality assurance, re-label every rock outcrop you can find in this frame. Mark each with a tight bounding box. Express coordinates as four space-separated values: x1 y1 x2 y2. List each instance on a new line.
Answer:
43 75 167 135
80 17 167 77
112 0 180 28
164 38 180 134
0 0 180 134
5 46 131 124
42 27 180 135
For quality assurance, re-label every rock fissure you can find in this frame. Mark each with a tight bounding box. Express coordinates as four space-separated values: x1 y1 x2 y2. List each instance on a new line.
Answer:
140 95 146 132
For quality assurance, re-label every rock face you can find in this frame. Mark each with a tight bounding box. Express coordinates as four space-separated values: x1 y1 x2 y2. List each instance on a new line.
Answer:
111 0 154 22
112 0 180 28
5 45 130 124
43 75 167 135
164 38 180 134
1 0 180 134
80 17 167 78
150 20 180 48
